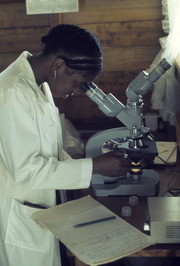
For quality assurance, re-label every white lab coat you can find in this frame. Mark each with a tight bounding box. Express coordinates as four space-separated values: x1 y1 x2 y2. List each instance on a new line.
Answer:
0 52 92 266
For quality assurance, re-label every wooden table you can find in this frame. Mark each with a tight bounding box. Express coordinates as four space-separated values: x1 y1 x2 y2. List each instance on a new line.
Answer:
68 164 180 266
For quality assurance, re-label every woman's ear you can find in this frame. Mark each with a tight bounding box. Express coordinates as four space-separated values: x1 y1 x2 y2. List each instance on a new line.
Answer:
52 58 66 72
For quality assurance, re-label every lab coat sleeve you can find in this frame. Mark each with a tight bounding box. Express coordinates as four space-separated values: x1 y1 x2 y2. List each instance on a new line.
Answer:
0 88 92 190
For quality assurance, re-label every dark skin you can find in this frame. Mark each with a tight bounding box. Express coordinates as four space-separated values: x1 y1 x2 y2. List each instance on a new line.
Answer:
28 52 131 177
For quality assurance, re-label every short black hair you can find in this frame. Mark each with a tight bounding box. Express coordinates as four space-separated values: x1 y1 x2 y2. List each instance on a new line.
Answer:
41 24 103 75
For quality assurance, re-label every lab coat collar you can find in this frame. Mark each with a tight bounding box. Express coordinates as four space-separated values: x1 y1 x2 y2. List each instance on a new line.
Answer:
17 51 54 105
16 51 38 91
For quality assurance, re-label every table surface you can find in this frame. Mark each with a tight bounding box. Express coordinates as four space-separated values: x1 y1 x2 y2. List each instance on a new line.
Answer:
68 163 180 266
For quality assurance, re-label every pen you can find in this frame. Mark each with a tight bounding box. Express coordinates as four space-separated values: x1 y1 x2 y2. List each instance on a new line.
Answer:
74 215 116 228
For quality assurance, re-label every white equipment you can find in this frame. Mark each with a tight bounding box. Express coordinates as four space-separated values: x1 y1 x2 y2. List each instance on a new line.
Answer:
148 197 180 243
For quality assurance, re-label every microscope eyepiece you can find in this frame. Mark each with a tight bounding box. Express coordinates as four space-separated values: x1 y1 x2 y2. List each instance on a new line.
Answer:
80 82 91 92
160 57 172 70
80 82 98 92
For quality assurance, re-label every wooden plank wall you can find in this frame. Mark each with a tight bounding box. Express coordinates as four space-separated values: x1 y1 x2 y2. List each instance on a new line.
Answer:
0 0 51 70
0 0 164 130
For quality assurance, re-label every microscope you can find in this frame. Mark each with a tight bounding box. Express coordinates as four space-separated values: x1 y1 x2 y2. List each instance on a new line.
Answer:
81 58 171 196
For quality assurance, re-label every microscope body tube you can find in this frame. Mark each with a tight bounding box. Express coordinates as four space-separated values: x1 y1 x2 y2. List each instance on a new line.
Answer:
82 83 145 137
81 58 172 139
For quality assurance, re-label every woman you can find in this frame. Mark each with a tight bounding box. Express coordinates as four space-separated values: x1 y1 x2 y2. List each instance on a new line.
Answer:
0 24 130 266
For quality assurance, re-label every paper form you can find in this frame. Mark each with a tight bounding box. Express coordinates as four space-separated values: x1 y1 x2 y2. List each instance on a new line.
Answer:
154 141 177 165
32 196 152 266
26 0 79 15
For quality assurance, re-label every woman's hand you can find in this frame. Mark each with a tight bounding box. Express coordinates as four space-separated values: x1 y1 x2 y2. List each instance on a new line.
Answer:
92 150 131 177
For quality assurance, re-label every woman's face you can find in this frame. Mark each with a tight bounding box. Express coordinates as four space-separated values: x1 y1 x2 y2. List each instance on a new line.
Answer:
47 61 98 99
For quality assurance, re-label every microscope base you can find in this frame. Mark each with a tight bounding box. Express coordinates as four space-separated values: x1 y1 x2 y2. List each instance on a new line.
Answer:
91 169 159 196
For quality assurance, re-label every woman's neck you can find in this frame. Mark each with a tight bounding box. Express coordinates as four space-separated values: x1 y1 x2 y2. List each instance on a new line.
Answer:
27 53 52 86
